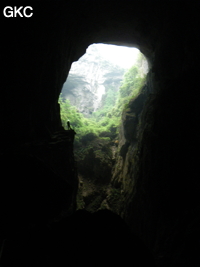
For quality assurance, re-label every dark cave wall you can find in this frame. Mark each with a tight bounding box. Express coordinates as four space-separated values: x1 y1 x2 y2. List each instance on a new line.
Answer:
1 1 200 266
1 0 165 146
118 5 200 266
1 3 74 145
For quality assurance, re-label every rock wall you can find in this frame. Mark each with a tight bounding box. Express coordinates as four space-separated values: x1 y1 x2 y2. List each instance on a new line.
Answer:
102 83 149 214
61 44 125 116
107 5 200 265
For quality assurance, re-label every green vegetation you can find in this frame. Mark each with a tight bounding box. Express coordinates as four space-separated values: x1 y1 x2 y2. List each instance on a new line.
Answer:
59 55 146 145
60 53 147 213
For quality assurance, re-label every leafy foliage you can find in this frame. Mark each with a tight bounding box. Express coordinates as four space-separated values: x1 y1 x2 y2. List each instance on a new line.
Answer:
59 54 147 145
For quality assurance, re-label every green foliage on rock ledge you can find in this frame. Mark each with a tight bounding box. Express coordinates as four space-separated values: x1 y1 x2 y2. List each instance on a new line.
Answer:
58 58 146 146
58 97 118 146
59 53 147 213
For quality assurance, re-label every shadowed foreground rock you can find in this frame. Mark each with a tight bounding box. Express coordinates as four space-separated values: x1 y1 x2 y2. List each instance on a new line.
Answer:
1 210 156 267
0 129 77 238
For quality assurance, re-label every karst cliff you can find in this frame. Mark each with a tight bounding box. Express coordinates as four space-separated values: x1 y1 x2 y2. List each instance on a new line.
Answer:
61 43 126 116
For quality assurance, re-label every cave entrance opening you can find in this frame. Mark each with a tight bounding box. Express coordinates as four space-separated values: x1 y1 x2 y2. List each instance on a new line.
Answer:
59 43 148 213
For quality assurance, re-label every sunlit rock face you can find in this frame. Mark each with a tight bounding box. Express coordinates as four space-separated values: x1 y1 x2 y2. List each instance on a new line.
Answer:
61 44 125 116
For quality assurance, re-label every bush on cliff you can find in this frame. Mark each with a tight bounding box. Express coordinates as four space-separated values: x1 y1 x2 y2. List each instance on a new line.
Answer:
59 60 146 144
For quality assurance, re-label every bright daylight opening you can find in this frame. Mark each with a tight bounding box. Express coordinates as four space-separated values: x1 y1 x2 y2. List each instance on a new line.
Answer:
58 43 148 211
59 43 148 136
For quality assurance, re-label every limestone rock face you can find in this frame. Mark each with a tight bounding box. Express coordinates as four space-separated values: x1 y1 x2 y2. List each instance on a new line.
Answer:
75 136 115 212
61 44 125 116
107 84 149 212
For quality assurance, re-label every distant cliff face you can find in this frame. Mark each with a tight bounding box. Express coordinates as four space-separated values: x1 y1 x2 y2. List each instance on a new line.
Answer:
61 44 126 117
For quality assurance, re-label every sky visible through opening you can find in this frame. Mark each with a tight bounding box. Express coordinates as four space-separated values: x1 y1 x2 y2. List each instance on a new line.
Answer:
92 43 140 69
60 43 148 124
60 43 148 119
60 44 146 213
72 43 141 69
